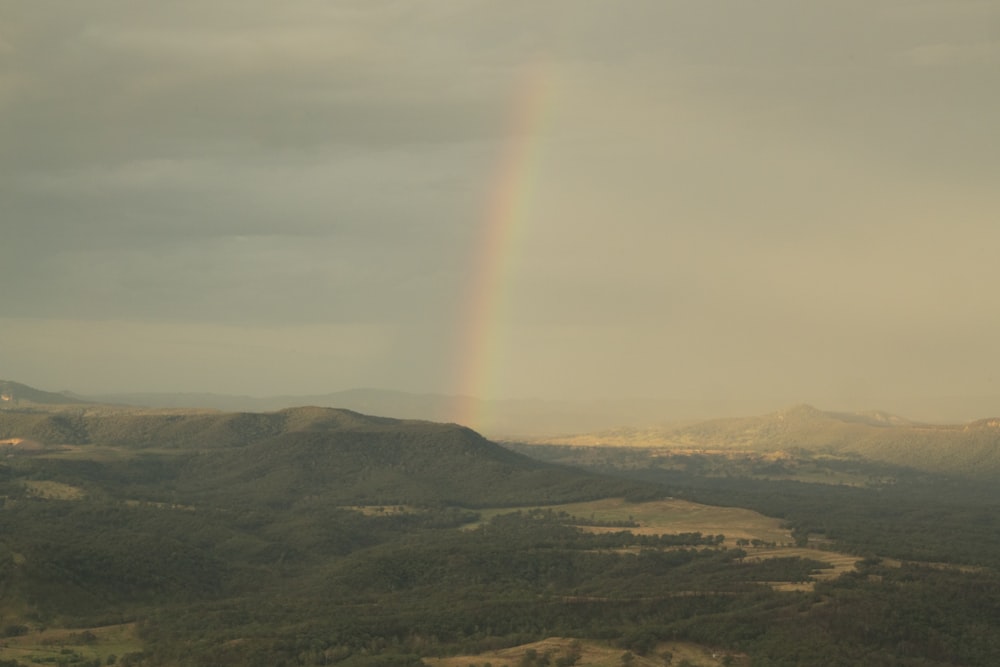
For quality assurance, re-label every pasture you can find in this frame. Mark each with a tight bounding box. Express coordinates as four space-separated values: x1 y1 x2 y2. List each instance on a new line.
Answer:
424 637 744 667
0 623 142 666
471 497 859 590
473 497 793 546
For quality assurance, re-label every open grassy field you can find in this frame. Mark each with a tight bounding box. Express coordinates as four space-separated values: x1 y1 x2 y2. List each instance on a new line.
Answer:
21 480 86 501
748 546 859 591
423 637 746 667
0 623 142 666
472 497 793 546
342 504 423 516
470 498 859 591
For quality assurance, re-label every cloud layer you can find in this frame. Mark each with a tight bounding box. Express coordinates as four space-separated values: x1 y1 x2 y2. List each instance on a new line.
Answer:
3 1 999 415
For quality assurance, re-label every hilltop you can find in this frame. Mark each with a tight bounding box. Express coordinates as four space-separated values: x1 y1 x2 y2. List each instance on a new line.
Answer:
0 402 649 509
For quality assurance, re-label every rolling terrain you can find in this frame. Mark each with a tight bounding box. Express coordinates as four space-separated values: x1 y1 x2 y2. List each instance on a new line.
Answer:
68 388 793 437
0 382 999 666
525 404 1000 478
0 404 645 508
74 385 1000 436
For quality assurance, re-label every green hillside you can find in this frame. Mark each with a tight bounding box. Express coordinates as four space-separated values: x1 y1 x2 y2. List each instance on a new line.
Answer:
0 385 999 666
0 405 649 509
176 416 645 509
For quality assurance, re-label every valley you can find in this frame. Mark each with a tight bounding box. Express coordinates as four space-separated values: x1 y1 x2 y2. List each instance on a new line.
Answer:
0 385 998 665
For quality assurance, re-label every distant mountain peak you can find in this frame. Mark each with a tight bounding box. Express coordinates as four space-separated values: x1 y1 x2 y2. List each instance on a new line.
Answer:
774 404 829 421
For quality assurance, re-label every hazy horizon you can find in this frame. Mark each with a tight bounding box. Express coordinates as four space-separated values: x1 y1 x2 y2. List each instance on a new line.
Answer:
3 2 999 420
6 376 999 432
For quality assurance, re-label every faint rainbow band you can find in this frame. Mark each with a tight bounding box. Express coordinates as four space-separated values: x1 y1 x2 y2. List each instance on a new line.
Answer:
451 65 553 431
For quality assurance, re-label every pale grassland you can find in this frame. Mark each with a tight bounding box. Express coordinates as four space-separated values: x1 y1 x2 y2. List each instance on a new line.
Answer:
123 499 196 511
470 498 860 591
559 499 861 589
21 480 85 500
424 637 745 667
748 546 859 578
749 547 860 591
0 623 142 666
343 504 423 516
472 497 793 546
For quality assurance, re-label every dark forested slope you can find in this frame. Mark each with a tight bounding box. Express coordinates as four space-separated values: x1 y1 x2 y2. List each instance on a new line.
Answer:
0 405 649 508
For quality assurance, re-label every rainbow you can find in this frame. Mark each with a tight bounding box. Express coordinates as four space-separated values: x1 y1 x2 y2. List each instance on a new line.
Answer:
451 66 553 430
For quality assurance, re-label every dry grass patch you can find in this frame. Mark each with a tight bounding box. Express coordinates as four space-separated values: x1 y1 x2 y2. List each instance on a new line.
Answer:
748 546 860 591
343 504 422 516
479 497 793 546
749 547 859 578
21 480 85 500
425 638 742 667
123 499 196 511
471 498 862 593
0 622 142 666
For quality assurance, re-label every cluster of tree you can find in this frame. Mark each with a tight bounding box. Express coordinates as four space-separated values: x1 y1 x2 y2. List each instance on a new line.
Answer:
522 507 640 528
518 443 1000 569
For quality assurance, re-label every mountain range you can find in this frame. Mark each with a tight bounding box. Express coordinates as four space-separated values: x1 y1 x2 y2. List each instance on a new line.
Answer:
70 387 787 436
5 377 999 436
529 403 1000 477
5 378 999 477
2 380 1000 665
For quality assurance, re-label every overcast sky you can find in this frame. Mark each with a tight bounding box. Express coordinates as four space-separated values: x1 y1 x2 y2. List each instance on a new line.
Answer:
3 1 999 415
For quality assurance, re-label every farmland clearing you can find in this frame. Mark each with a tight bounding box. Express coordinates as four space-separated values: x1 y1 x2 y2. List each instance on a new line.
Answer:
0 623 142 666
469 498 860 590
423 636 745 667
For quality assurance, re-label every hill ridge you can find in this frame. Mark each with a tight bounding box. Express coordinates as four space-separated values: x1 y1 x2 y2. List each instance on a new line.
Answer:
0 403 474 448
0 401 649 508
534 404 1000 477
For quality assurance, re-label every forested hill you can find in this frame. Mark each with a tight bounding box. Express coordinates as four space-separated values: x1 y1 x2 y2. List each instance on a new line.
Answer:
0 404 468 449
0 405 651 508
536 404 1000 477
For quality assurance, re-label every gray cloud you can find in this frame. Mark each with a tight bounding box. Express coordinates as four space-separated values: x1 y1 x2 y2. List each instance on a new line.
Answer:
2 1 998 414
